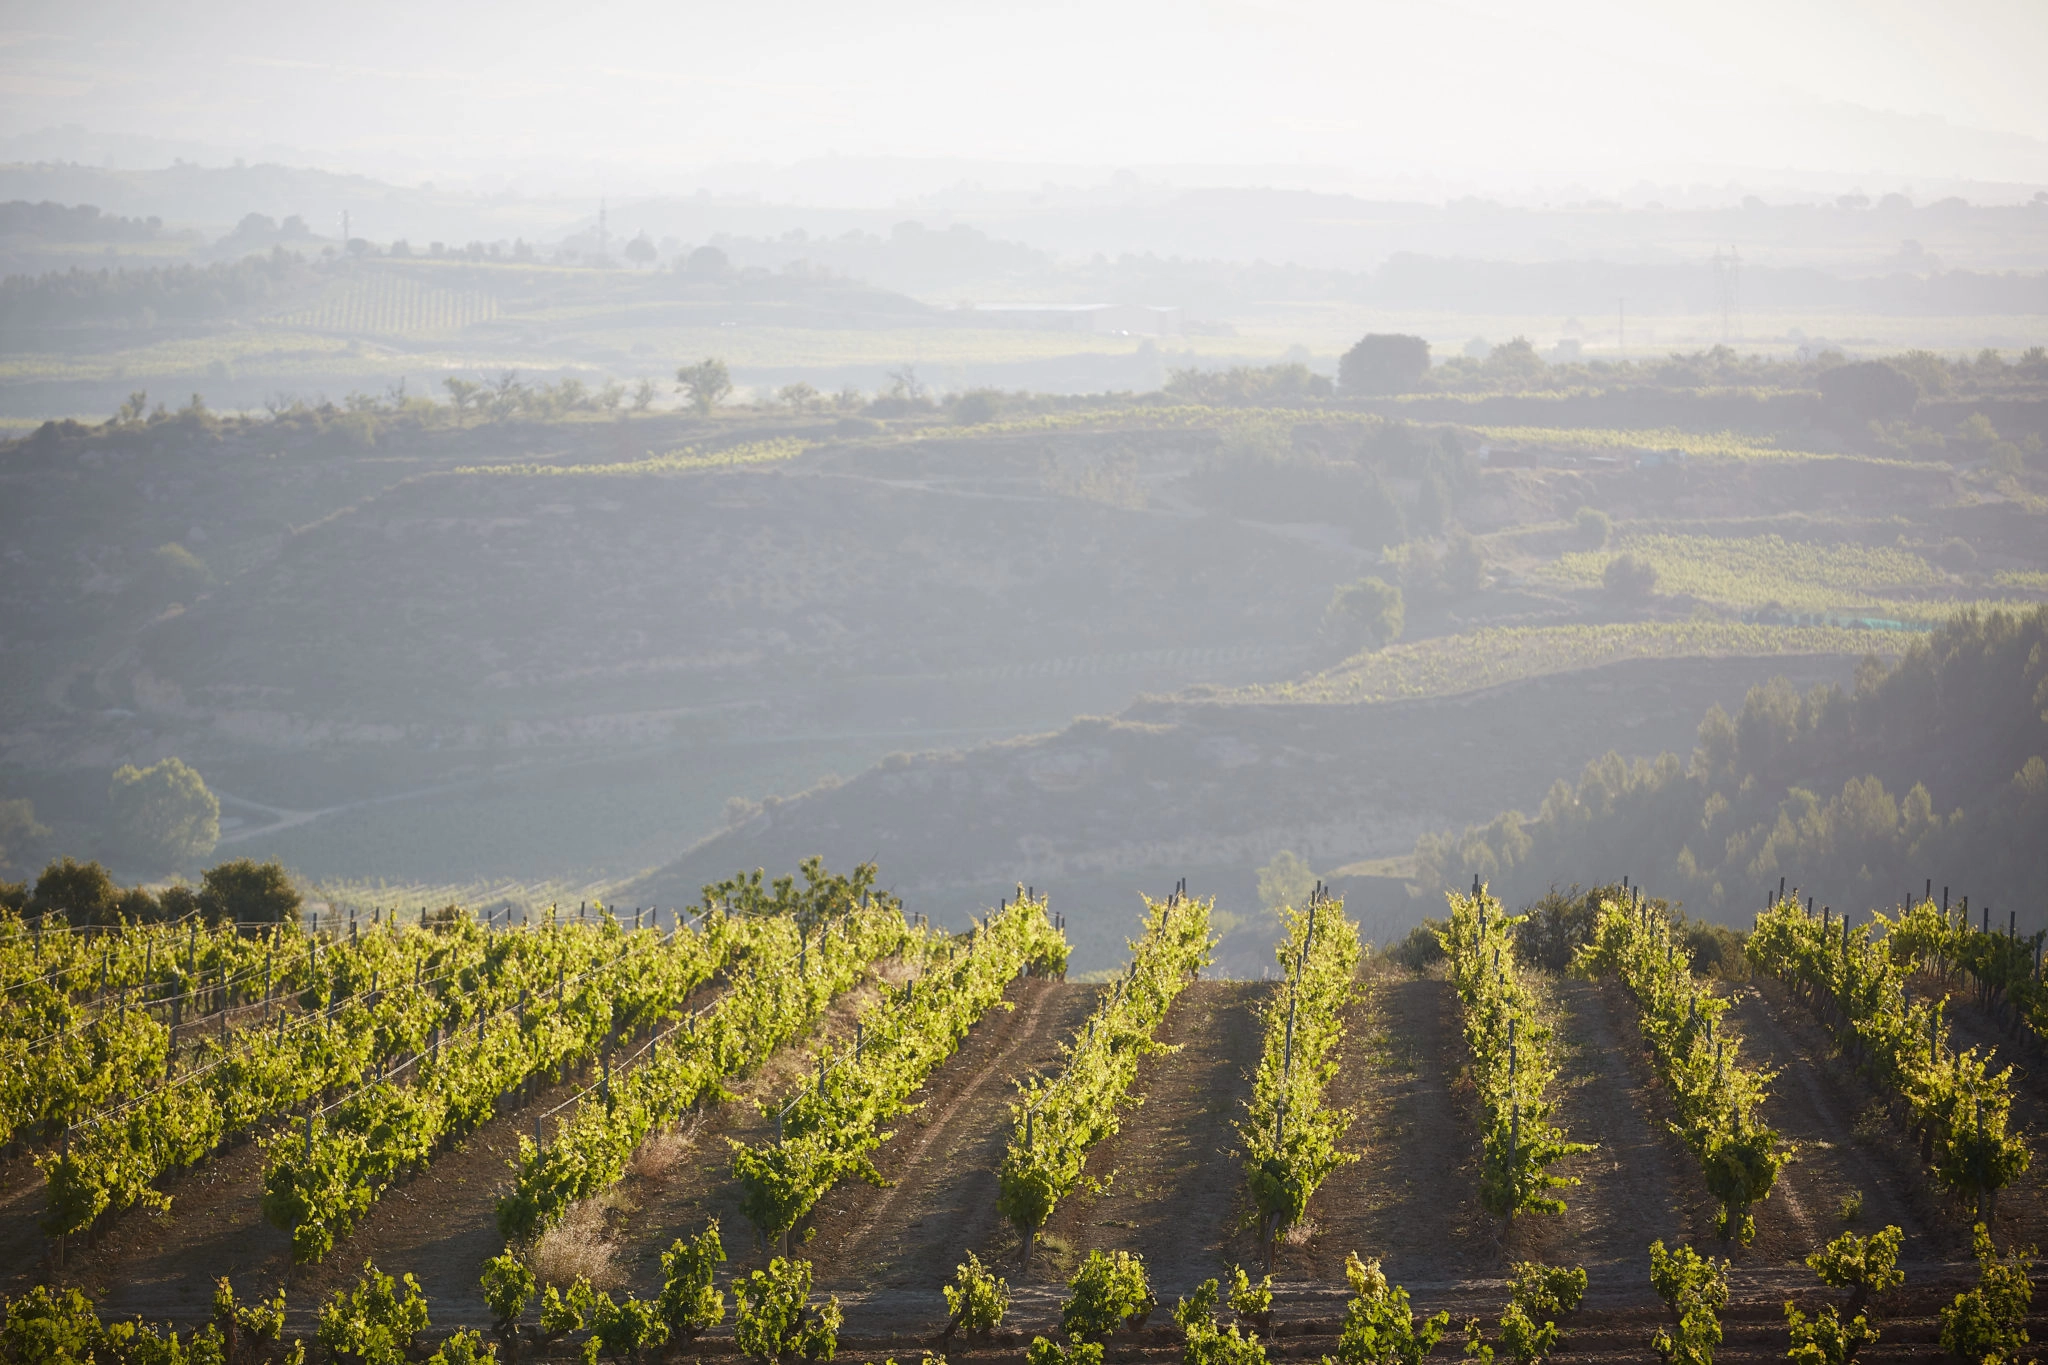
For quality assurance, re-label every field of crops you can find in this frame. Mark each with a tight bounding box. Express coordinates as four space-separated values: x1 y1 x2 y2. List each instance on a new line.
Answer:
1534 533 1998 622
1465 424 1907 465
9 867 2048 1364
1224 620 1893 705
269 275 502 338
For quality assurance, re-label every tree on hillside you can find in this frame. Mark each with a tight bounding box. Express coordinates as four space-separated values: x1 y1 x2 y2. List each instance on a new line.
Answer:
1325 576 1405 653
1603 553 1658 600
1257 851 1316 914
0 798 49 878
677 358 733 415
199 858 300 928
109 757 219 871
1338 333 1430 395
1818 360 1917 427
624 234 657 267
31 857 121 925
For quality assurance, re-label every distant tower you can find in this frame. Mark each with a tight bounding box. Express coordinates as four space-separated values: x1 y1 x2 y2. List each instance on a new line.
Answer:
598 199 609 259
342 209 350 245
1711 247 1741 343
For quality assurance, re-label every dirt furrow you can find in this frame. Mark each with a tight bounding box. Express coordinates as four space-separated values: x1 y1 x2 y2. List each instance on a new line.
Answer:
1728 977 1964 1265
1519 976 1695 1294
1031 980 1266 1291
1292 966 1492 1285
800 976 1099 1296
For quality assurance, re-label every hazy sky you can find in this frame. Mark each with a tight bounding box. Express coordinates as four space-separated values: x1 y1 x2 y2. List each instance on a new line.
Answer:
5 0 2048 196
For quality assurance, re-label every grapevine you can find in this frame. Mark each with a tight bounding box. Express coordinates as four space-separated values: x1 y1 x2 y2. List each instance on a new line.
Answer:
263 910 745 1261
1236 887 1360 1259
1444 881 1591 1217
37 915 522 1237
996 890 1213 1255
496 887 913 1241
1577 886 1788 1242
1747 894 2030 1224
729 891 1066 1251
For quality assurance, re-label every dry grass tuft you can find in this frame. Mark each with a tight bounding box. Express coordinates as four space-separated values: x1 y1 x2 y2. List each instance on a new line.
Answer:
531 1199 624 1291
629 1128 692 1188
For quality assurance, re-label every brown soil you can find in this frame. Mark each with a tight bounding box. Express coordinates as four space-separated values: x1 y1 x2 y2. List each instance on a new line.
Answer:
1730 976 1967 1263
1029 980 1265 1290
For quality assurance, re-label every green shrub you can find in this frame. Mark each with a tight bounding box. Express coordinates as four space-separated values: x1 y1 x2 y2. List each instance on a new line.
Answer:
1329 1253 1447 1365
428 1329 498 1365
1060 1250 1156 1343
733 1257 841 1365
212 1278 287 1357
1173 1279 1265 1365
540 1280 596 1340
657 1223 727 1341
1 1286 104 1365
480 1253 535 1338
1647 1241 1726 1365
315 1263 430 1365
1939 1223 2032 1365
582 1294 666 1364
1783 1302 1875 1365
1226 1267 1272 1332
941 1252 1009 1343
1386 919 1446 972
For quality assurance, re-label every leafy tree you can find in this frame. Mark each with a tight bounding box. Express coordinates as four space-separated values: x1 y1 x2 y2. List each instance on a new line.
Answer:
0 798 48 877
1444 530 1488 597
1817 360 1917 427
1414 469 1450 534
684 246 730 278
1574 506 1611 548
623 235 657 267
199 859 301 928
777 382 821 413
1338 334 1430 395
444 377 480 417
952 389 1002 424
30 857 121 925
1255 851 1315 916
1602 553 1658 600
1325 577 1404 653
1355 469 1406 551
109 757 219 870
630 379 657 413
677 359 733 415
